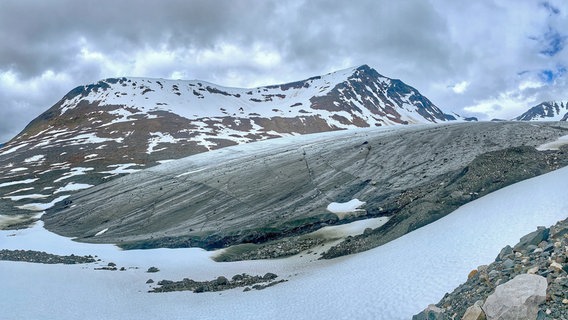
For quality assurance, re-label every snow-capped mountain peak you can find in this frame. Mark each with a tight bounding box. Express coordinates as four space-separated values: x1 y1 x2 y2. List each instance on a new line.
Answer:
54 64 454 127
0 65 457 215
515 100 568 121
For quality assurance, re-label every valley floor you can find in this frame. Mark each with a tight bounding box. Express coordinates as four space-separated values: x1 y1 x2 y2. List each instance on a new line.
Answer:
3 163 568 319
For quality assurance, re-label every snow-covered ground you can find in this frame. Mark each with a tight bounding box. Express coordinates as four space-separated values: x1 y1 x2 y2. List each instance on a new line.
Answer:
2 162 568 319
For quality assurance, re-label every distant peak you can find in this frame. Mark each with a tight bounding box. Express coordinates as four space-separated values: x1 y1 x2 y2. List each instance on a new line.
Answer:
350 64 384 79
356 64 372 71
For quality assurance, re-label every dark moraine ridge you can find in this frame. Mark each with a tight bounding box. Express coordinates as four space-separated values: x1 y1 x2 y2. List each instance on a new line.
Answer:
43 122 568 258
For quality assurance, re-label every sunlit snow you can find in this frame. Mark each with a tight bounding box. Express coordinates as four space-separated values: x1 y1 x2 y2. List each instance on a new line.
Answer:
2 165 568 319
0 178 39 188
53 182 94 194
536 134 568 151
326 199 366 213
15 195 70 211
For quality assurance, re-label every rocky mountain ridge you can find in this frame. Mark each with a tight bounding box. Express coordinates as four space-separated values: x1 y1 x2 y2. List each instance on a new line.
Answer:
516 100 568 121
0 65 457 217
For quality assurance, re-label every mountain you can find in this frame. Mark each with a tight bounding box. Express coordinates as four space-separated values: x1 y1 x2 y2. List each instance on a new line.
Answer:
0 65 457 216
515 100 568 121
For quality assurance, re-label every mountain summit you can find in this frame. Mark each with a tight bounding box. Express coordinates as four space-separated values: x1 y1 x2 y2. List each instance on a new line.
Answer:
0 65 456 215
515 100 568 121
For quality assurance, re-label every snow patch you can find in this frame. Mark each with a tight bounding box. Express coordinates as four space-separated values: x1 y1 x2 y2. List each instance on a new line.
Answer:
0 178 39 188
309 217 388 240
54 167 94 182
326 199 366 219
5 187 35 195
23 155 45 163
95 228 109 237
3 194 50 201
101 163 142 177
147 132 179 154
0 143 28 156
536 135 568 151
54 182 94 194
16 195 70 211
67 133 124 145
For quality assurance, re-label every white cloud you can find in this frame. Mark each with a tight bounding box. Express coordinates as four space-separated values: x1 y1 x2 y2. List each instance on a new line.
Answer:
1 0 568 141
518 80 545 91
451 81 469 94
464 90 540 120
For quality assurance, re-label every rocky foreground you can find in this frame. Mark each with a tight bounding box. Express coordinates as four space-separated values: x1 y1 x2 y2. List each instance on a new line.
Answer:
0 249 96 264
149 273 286 293
414 216 568 319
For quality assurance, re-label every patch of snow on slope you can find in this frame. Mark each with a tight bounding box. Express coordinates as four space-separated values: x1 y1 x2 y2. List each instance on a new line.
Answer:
326 199 366 213
23 154 45 163
100 108 141 127
0 143 28 156
54 167 94 182
5 187 34 195
15 195 70 211
101 163 142 177
536 134 568 151
146 132 178 154
2 194 50 201
326 199 366 219
95 228 109 237
0 178 39 188
53 182 94 194
67 133 124 145
309 217 388 240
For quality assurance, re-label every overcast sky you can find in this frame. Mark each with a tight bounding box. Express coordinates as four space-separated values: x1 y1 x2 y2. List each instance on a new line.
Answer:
0 0 567 142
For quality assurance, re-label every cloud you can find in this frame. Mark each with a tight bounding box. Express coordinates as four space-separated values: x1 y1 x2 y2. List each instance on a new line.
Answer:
451 81 470 94
541 1 561 15
1 0 568 141
536 27 567 57
463 91 540 120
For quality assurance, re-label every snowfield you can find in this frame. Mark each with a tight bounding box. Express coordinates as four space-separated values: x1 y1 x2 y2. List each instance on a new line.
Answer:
2 163 568 319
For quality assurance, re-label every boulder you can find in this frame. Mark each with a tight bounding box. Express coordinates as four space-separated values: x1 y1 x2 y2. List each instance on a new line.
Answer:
496 245 513 261
514 227 549 251
482 274 547 320
462 301 486 320
413 304 447 320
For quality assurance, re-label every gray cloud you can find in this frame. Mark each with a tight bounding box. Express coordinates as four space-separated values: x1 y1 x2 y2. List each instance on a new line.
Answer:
1 0 567 142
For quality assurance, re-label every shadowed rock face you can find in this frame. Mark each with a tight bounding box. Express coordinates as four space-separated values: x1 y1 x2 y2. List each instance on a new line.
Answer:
516 100 568 121
42 122 568 251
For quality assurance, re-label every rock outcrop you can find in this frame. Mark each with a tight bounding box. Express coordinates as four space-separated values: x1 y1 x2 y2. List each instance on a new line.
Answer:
483 274 547 319
414 216 568 319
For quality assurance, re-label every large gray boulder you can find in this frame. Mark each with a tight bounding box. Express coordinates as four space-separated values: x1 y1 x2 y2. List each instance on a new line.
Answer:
482 274 547 320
